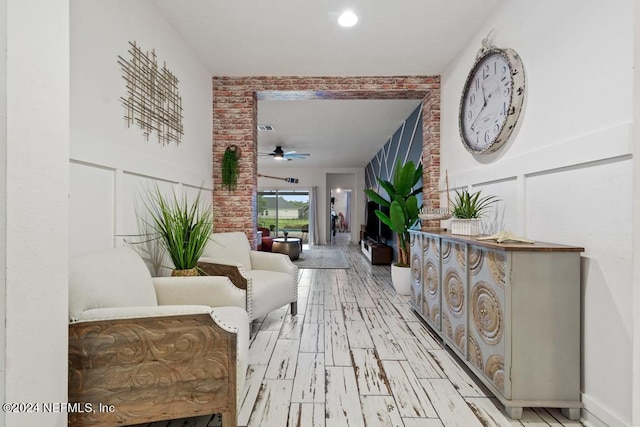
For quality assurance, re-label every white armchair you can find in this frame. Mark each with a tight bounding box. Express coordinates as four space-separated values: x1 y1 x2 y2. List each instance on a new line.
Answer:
197 231 298 321
68 246 248 427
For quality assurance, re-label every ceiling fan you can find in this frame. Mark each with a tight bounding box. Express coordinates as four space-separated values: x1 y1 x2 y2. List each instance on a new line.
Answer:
259 146 310 161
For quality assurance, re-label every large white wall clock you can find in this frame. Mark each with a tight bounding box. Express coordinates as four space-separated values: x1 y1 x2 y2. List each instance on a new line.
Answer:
459 36 526 154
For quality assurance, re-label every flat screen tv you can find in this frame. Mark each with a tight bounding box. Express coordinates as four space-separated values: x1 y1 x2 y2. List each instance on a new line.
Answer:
365 201 378 240
379 205 392 243
365 201 392 243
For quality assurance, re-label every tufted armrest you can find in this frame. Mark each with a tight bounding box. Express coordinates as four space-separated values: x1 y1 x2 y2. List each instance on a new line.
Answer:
71 304 213 323
197 259 249 290
250 250 298 275
153 275 246 310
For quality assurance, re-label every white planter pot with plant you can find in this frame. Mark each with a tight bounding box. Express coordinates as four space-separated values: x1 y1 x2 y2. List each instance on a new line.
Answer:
364 160 422 295
449 189 498 236
391 263 412 295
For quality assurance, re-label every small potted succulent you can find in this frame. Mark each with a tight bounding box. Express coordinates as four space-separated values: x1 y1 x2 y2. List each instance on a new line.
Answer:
449 189 498 236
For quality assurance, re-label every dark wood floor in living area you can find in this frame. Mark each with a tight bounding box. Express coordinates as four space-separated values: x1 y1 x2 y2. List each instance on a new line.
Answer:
142 232 584 427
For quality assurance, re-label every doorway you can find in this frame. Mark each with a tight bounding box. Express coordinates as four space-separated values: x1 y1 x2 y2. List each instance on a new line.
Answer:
330 188 351 241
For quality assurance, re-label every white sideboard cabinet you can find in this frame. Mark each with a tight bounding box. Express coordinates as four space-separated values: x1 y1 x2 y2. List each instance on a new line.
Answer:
409 230 584 420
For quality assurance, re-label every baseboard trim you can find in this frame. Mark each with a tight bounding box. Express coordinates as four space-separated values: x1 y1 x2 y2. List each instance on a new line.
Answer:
582 393 631 427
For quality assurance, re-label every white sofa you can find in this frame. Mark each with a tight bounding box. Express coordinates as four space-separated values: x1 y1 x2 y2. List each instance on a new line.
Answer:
198 231 298 321
68 246 248 427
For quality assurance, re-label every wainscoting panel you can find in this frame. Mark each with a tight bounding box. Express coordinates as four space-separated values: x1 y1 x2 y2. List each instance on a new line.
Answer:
69 161 116 257
441 122 633 426
69 159 212 264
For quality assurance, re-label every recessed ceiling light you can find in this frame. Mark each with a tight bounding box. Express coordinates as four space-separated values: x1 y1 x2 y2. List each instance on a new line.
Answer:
338 10 358 27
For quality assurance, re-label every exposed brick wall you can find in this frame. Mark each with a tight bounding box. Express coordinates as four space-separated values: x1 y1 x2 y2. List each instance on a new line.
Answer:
212 76 441 245
422 89 442 229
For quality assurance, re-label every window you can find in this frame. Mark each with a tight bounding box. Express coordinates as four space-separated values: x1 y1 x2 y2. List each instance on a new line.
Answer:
258 189 309 244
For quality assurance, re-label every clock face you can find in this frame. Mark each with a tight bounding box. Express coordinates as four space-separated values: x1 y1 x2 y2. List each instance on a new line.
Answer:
459 48 525 154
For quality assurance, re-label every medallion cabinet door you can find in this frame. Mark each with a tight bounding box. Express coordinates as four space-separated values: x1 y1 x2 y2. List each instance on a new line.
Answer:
409 232 423 313
421 235 441 331
440 239 468 358
467 247 510 398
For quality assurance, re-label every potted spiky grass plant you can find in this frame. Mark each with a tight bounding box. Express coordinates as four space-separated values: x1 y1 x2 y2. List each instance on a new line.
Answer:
449 188 498 236
140 185 214 276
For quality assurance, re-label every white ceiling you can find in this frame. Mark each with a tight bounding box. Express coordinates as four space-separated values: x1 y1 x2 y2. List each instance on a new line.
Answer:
256 99 422 168
152 0 503 168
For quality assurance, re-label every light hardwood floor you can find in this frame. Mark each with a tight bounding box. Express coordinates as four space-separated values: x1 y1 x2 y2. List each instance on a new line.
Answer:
144 233 584 427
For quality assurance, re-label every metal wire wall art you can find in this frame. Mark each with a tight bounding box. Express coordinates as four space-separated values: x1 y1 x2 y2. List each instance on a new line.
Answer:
118 41 184 146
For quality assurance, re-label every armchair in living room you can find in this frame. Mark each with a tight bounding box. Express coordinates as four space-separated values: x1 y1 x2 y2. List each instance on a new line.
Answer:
257 226 274 251
68 246 249 427
197 231 298 321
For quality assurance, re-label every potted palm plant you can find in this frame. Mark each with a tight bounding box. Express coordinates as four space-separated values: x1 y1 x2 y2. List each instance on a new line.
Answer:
449 188 498 236
140 185 214 276
364 160 422 295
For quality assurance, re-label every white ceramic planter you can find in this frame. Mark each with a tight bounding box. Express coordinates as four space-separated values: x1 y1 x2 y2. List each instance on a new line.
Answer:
450 218 481 236
391 264 411 295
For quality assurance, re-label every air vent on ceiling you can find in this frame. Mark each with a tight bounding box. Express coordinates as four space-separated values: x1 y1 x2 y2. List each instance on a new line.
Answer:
257 124 275 131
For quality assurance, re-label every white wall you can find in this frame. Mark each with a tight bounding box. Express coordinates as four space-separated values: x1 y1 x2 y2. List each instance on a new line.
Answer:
3 0 70 426
441 1 634 425
632 3 640 425
70 0 214 262
0 0 7 422
259 167 365 245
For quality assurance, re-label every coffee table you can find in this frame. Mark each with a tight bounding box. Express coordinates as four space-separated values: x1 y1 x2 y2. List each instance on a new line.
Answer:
272 237 301 260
